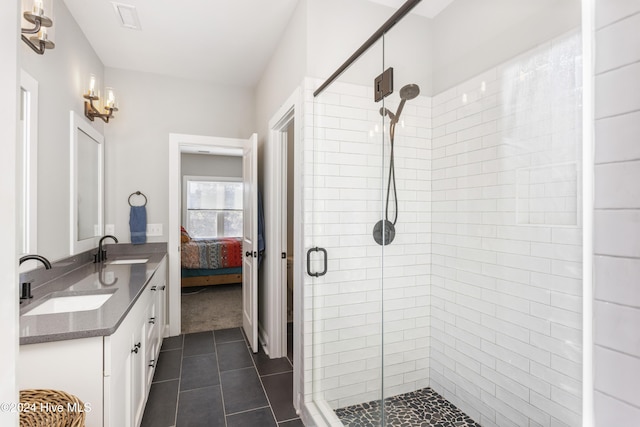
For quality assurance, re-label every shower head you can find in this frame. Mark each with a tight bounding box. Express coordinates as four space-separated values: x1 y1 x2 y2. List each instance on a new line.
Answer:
393 83 420 123
399 83 420 100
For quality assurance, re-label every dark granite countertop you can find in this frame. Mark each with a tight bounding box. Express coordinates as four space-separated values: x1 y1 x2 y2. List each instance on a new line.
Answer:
19 247 167 345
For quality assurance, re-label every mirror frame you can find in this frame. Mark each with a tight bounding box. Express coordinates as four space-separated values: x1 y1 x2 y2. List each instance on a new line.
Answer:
69 111 104 255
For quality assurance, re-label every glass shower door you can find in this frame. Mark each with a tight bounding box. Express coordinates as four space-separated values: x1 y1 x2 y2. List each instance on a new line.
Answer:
308 28 432 427
308 37 388 425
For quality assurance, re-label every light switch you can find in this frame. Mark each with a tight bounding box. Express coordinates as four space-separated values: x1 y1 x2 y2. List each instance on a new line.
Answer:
147 224 163 236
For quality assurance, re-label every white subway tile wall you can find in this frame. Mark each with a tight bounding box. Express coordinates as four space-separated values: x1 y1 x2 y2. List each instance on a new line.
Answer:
302 31 584 426
594 1 640 426
306 78 432 409
430 32 583 427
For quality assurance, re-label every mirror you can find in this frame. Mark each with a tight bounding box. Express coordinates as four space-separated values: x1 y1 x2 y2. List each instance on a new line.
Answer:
18 70 38 257
70 111 104 254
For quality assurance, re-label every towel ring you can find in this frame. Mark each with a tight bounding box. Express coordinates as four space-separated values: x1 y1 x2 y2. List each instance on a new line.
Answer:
128 191 147 207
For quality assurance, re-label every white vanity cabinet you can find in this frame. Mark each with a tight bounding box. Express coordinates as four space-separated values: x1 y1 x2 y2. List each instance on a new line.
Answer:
18 256 168 427
105 256 167 427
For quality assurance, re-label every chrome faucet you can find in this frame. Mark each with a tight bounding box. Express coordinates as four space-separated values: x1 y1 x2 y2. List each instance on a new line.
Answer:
19 254 52 302
95 235 118 263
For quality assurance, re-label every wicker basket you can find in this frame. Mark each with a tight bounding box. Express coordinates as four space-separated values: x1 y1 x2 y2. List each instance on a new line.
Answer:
19 389 86 427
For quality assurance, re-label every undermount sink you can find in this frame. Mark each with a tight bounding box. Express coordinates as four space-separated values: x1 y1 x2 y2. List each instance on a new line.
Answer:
107 258 149 265
23 294 113 316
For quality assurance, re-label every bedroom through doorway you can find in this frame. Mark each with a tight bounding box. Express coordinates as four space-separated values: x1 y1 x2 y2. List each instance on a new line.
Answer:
179 150 244 334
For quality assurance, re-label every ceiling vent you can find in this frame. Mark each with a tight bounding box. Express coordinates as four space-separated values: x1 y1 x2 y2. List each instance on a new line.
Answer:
112 2 141 30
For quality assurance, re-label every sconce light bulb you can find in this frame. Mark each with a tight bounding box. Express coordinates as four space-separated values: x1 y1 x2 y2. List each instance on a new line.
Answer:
105 87 116 109
89 74 96 97
33 0 44 15
480 81 486 93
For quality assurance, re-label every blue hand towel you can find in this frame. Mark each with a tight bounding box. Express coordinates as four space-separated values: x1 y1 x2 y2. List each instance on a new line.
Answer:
129 206 147 244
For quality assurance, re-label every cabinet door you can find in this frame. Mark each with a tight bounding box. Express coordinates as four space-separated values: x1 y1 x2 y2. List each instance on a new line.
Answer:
145 295 158 392
105 304 138 427
104 285 151 427
131 318 147 427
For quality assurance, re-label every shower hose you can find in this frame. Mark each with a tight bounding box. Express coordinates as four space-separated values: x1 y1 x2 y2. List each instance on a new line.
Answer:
386 122 398 226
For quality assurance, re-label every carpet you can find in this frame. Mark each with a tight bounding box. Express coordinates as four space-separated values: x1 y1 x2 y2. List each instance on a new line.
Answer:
181 284 242 334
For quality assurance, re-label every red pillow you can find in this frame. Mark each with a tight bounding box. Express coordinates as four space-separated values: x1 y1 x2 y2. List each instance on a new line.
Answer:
180 226 191 243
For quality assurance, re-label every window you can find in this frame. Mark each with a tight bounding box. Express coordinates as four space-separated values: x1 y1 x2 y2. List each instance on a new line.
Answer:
184 177 243 238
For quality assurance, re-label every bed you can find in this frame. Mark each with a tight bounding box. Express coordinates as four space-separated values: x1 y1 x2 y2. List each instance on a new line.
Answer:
180 228 243 287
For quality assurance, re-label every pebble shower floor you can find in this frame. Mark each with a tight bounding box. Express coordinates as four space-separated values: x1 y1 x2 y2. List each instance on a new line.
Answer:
335 387 481 427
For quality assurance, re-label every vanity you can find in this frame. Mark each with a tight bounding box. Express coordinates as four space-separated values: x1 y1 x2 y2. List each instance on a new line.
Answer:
16 66 168 427
18 246 167 427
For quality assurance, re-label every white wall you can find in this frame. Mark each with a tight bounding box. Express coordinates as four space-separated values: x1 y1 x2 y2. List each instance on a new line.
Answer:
1 1 19 425
255 0 308 150
593 1 640 425
254 0 308 356
181 153 242 178
431 0 581 94
103 68 255 244
20 0 105 261
306 0 433 95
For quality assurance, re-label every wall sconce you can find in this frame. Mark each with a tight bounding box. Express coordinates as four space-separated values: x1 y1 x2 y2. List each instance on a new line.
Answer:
21 0 55 55
84 75 118 123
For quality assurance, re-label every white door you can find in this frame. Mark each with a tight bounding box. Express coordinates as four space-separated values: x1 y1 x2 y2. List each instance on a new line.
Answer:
242 133 259 352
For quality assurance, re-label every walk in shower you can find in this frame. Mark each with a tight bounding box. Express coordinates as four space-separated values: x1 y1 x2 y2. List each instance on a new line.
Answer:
304 1 583 426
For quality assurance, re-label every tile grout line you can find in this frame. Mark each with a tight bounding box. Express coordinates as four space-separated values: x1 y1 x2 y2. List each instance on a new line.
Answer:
260 369 294 378
213 331 229 427
173 334 184 427
225 404 272 417
246 333 281 426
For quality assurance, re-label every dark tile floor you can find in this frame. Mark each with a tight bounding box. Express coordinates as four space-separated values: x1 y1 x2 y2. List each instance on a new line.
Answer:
141 327 303 427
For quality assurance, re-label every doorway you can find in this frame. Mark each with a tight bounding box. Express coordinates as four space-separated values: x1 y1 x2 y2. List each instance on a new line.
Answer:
168 133 259 352
179 151 244 334
265 87 303 413
283 121 295 364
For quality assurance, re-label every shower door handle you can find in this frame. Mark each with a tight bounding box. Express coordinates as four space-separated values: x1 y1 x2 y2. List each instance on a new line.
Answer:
306 247 328 277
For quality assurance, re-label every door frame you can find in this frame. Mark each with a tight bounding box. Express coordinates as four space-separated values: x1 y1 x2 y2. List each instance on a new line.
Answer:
265 87 303 407
168 133 255 337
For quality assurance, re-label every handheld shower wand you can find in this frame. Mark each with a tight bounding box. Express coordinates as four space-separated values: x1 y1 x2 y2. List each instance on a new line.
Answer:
373 83 420 246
